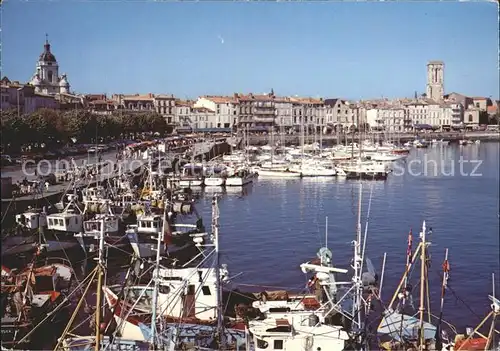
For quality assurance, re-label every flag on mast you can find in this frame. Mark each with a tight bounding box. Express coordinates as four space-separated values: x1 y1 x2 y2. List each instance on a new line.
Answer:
406 229 413 264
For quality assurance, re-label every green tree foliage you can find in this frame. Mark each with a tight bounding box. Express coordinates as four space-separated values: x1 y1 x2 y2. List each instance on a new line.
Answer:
1 108 170 151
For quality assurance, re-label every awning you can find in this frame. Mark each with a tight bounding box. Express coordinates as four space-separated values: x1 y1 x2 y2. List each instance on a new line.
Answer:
193 128 232 133
248 126 272 131
413 124 433 130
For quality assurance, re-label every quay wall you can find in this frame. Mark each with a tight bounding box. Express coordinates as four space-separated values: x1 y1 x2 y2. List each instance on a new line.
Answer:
245 131 500 146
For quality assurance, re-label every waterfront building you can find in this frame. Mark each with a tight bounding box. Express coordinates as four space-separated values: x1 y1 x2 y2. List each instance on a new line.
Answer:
110 93 156 117
237 92 275 131
175 99 194 127
290 97 325 133
366 106 405 132
154 94 176 125
0 78 58 114
471 97 492 111
463 107 480 127
426 61 444 102
274 96 293 132
324 98 352 132
190 106 216 129
193 95 239 129
29 37 71 96
85 94 117 115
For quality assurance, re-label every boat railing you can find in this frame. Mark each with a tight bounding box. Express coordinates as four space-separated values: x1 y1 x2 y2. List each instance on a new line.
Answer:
38 257 76 272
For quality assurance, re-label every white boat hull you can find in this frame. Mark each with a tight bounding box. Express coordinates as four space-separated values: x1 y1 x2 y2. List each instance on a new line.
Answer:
290 167 336 177
225 174 255 186
204 177 225 186
256 169 302 178
179 179 203 187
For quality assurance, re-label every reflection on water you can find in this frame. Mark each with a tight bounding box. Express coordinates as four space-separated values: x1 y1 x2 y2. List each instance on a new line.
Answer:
190 143 499 331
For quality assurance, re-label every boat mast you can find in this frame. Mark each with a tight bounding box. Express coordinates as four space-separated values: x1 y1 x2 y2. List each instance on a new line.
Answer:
94 218 105 351
418 221 428 350
352 183 363 329
212 195 225 349
150 198 166 348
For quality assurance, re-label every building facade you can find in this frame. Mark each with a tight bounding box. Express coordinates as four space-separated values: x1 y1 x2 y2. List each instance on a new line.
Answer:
29 38 71 96
237 92 275 131
274 97 293 131
193 96 239 129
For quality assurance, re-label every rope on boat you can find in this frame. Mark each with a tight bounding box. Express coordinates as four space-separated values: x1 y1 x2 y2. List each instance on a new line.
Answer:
13 265 98 346
53 266 99 351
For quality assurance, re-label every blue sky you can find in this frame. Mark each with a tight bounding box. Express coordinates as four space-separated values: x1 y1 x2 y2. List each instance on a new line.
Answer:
2 1 498 100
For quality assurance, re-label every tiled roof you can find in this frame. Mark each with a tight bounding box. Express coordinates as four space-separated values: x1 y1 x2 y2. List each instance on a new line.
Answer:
236 93 274 102
192 106 214 113
202 95 238 104
290 97 323 105
175 99 194 107
122 94 154 101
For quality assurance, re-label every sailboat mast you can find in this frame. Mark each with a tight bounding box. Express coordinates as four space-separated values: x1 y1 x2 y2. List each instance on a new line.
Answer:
150 201 165 346
353 183 363 328
212 196 225 348
418 221 427 350
94 218 105 351
325 216 328 249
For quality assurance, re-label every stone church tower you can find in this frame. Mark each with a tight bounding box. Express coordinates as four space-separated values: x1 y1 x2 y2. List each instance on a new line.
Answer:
30 35 70 95
426 61 444 102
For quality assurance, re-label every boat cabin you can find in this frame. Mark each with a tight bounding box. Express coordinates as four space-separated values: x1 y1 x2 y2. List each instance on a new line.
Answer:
249 316 348 351
83 215 120 234
47 211 83 232
15 211 47 229
182 164 204 177
137 215 163 234
82 186 106 202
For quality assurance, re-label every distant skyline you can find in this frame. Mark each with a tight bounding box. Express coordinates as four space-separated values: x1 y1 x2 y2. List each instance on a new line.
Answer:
2 1 499 100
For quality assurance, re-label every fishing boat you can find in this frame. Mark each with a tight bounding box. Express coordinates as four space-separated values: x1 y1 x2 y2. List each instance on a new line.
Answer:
378 222 455 350
1 259 75 348
179 163 204 187
59 219 160 351
225 166 257 186
104 196 252 350
4 208 79 257
204 165 227 186
125 202 204 259
341 159 390 180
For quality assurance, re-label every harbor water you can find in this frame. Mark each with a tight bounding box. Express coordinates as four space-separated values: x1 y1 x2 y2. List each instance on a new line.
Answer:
190 142 499 332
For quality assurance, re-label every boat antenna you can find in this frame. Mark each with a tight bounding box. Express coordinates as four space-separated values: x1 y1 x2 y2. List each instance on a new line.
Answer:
212 195 226 349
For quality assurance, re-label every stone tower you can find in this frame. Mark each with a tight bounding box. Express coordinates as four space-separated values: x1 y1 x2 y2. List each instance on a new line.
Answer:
426 61 444 102
30 35 71 95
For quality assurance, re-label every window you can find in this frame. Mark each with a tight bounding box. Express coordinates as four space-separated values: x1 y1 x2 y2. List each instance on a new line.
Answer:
48 70 53 82
273 340 284 349
159 285 170 294
256 339 269 349
202 286 211 295
469 114 473 122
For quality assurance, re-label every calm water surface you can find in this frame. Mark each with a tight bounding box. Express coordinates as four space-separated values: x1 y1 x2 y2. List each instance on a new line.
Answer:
193 142 499 331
